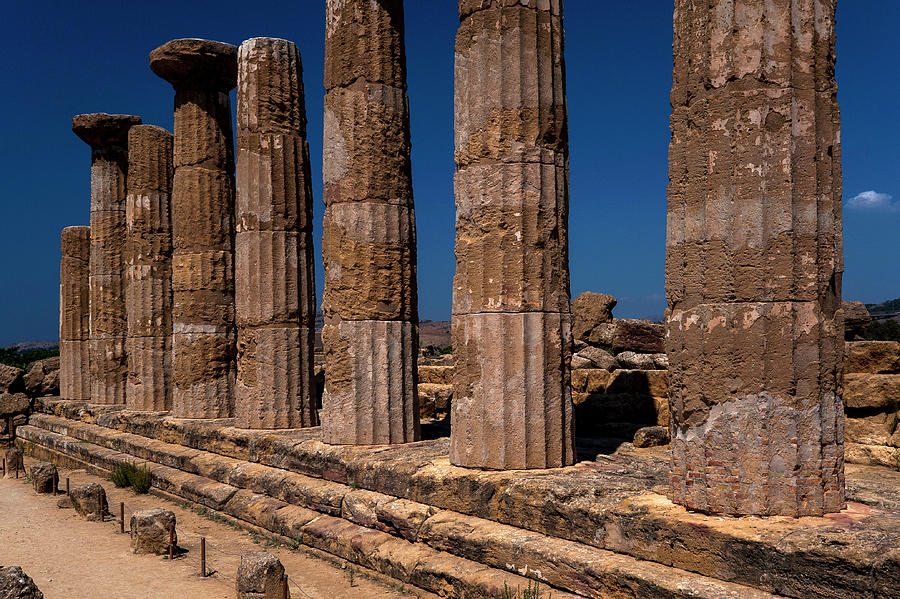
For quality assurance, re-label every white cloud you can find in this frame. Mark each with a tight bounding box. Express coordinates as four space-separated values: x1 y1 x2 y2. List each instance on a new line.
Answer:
847 190 898 212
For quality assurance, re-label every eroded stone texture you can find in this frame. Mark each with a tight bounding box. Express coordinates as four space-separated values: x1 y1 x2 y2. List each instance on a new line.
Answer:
126 125 173 412
59 226 91 400
73 113 142 405
450 0 573 469
235 38 317 429
151 39 238 418
237 552 287 599
666 0 845 516
322 0 419 445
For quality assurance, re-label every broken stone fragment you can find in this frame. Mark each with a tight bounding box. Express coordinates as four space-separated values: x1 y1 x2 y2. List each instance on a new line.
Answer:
29 462 57 494
572 292 617 341
0 394 30 418
0 365 24 395
3 448 23 476
130 508 177 554
0 566 43 599
237 552 287 599
843 374 900 410
616 352 668 371
572 346 618 371
843 301 872 339
70 482 109 521
845 341 900 374
633 426 670 448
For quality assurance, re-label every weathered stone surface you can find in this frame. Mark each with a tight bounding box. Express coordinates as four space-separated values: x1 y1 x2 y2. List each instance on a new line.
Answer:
70 482 109 521
633 426 670 448
126 125 173 412
615 351 666 371
29 462 57 494
235 38 317 430
322 318 419 445
322 203 416 321
322 1 419 445
73 114 140 406
417 366 453 386
846 341 900 374
665 0 844 516
0 566 43 599
237 552 287 599
451 312 573 469
60 226 91 401
130 508 177 554
452 162 569 314
571 346 618 371
0 365 24 395
4 448 23 476
844 410 900 448
0 394 30 417
844 300 872 337
572 291 617 342
22 358 60 398
843 374 900 410
153 39 238 418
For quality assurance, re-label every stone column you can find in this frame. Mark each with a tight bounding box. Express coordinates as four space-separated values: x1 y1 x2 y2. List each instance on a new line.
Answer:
234 37 317 429
321 0 420 445
666 0 845 516
73 113 142 405
59 226 91 400
450 0 574 469
125 125 174 411
150 39 238 418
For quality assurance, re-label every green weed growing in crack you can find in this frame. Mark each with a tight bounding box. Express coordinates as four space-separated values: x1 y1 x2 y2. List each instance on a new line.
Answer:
498 581 551 599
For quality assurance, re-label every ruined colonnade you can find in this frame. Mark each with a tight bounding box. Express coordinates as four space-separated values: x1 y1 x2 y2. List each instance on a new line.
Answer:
59 0 845 518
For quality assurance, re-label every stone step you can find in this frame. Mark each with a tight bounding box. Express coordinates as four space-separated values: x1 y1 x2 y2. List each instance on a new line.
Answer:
31 400 900 599
19 416 786 599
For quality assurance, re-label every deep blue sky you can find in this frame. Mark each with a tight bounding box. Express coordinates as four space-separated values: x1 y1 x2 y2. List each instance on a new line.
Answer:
2 1 898 345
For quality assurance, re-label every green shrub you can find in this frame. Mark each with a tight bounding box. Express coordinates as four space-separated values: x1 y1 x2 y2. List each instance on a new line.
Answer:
110 461 152 493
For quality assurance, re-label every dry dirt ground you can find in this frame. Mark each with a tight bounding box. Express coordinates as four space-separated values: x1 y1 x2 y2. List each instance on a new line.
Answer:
0 456 438 599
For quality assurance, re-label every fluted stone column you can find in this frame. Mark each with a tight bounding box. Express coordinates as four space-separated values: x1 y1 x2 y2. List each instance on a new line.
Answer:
73 113 142 405
322 0 420 445
150 39 238 419
450 0 574 470
125 125 174 411
666 0 845 516
60 226 91 400
234 37 317 429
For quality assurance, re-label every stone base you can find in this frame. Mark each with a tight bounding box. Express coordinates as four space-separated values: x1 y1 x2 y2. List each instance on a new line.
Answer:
321 319 419 445
21 398 900 599
126 336 171 411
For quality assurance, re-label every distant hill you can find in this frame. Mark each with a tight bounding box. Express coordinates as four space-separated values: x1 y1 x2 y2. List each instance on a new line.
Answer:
866 296 900 322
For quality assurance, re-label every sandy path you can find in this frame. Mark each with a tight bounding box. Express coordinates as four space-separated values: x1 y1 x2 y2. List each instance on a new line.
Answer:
0 458 435 599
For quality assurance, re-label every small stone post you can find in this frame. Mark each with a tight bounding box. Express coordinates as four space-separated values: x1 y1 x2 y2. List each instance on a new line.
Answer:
321 0 420 444
666 0 845 516
450 0 574 469
234 38 317 429
150 39 238 418
73 113 142 405
60 226 91 400
125 125 174 411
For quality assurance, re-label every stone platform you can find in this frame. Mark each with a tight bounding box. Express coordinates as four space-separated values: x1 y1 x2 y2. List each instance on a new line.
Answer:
17 398 900 599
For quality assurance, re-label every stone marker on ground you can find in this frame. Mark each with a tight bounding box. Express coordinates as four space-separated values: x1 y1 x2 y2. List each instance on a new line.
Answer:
665 0 845 516
29 462 57 494
69 482 109 521
130 508 177 554
234 37 317 429
59 226 92 400
321 0 420 444
237 552 288 599
450 0 574 469
125 125 174 411
0 566 44 599
150 39 238 418
72 113 142 405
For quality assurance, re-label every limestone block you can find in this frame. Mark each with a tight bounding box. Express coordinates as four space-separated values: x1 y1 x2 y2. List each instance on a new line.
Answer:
237 38 306 135
0 365 24 395
171 167 234 252
454 1 566 166
322 84 412 206
88 274 126 337
417 383 453 411
89 338 127 405
843 374 900 410
3 448 23 476
0 566 43 599
59 340 90 400
571 346 618 371
450 311 574 469
29 462 57 494
324 0 406 89
845 341 900 374
70 482 109 521
322 202 417 321
844 410 900 448
172 331 235 418
571 292 617 342
235 325 317 429
843 301 872 336
633 426 670 448
417 366 454 386
237 134 313 232
321 319 419 445
237 552 287 599
452 161 569 314
126 336 172 411
60 226 91 342
615 352 663 371
130 508 177 554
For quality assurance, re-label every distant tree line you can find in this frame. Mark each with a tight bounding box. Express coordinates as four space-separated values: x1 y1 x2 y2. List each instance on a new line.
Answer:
0 346 60 370
859 319 900 343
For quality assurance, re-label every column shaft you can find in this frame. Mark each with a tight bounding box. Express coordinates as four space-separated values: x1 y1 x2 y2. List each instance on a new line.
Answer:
665 0 845 516
321 0 420 445
125 125 174 411
450 0 574 469
60 226 91 400
235 37 318 429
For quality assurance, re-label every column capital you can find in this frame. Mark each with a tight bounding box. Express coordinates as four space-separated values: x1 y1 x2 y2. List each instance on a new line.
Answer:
150 38 238 91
